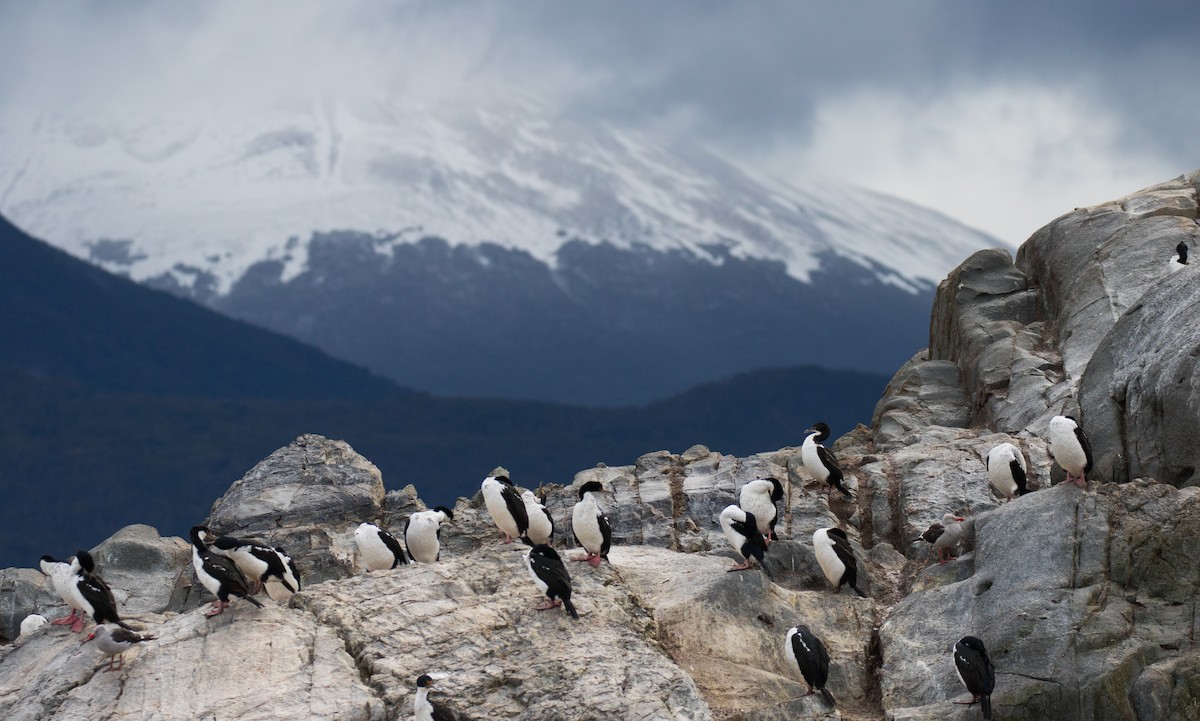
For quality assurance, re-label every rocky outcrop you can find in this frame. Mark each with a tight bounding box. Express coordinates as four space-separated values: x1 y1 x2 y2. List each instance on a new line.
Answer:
0 607 383 721
3 171 1200 720
206 433 387 583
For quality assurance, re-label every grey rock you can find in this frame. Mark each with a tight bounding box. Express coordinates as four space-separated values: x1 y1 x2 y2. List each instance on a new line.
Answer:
0 568 60 642
0 606 384 721
293 544 716 721
881 481 1200 721
87 524 195 615
206 434 386 583
1080 266 1200 488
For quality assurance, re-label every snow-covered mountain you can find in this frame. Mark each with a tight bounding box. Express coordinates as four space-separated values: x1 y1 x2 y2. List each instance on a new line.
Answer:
0 95 999 405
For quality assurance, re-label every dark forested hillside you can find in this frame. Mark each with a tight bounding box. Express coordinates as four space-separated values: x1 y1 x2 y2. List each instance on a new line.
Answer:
0 216 889 567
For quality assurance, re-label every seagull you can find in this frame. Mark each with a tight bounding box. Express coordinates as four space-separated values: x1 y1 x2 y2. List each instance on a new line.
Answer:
913 513 966 564
84 624 156 672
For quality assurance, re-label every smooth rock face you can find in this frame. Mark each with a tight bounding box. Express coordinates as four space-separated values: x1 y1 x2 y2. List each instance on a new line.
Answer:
87 524 196 615
882 481 1200 721
206 434 387 583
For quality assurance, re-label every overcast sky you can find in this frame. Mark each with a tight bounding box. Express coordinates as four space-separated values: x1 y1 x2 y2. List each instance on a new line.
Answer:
2 0 1197 244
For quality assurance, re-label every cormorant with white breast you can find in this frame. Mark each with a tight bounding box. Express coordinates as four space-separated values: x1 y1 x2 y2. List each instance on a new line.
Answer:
738 477 784 545
802 423 854 499
719 504 774 579
525 544 579 619
571 481 612 567
482 474 529 544
1047 414 1093 488
204 531 296 596
355 522 410 571
39 555 84 631
414 673 469 721
405 507 455 563
784 624 835 708
813 527 866 597
986 442 1029 501
190 526 264 617
263 547 301 603
953 636 995 719
521 489 555 546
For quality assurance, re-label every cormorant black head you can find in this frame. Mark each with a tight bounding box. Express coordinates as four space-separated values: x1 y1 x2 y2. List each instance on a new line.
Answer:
416 674 434 688
578 481 605 499
433 506 455 521
766 477 784 502
530 543 562 561
958 635 988 654
806 422 832 442
38 554 63 574
74 550 96 573
1064 414 1078 424
189 526 211 548
495 474 513 486
825 527 849 542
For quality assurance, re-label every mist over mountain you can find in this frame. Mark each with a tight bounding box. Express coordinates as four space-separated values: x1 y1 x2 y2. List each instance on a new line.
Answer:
0 96 996 404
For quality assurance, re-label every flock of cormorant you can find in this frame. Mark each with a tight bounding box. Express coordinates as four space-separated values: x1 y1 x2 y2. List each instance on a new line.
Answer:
30 412 1096 720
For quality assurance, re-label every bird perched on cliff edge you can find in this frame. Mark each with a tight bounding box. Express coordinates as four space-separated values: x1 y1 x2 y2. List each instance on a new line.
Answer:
355 522 409 571
521 489 555 546
482 474 530 544
414 673 466 721
405 507 455 563
719 504 774 579
784 624 836 708
913 513 966 564
39 555 83 630
263 547 301 603
571 481 612 567
802 423 854 499
205 532 297 596
738 477 784 545
84 624 156 672
986 442 1029 501
190 526 264 617
1170 240 1189 272
813 527 866 597
953 636 995 720
525 544 579 619
1047 414 1093 488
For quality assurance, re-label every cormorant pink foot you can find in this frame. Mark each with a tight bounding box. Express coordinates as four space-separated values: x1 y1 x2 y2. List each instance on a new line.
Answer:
588 555 603 568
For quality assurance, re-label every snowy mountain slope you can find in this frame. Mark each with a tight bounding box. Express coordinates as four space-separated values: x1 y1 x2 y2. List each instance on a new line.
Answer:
0 95 994 297
0 94 1000 404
